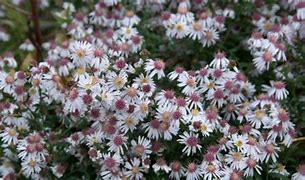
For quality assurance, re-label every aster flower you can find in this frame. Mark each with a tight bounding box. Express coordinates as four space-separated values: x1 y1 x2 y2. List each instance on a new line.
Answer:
263 81 289 100
0 127 18 145
210 52 229 69
70 41 94 67
124 158 144 180
144 59 165 79
269 163 290 177
253 51 276 72
230 134 249 152
260 141 280 163
225 151 247 170
101 153 123 171
152 158 171 173
244 157 262 177
19 40 35 52
200 28 219 47
188 21 205 40
201 162 224 180
178 132 202 156
122 10 140 26
185 162 203 180
106 134 128 154
131 136 152 158
292 164 305 180
169 161 185 179
170 21 190 39
177 73 198 95
21 157 43 178
296 2 305 20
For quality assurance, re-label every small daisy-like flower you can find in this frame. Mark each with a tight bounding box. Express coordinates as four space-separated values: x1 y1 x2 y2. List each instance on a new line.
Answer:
19 39 35 52
269 163 290 177
169 161 185 179
200 28 219 47
292 164 305 180
248 32 263 49
144 59 165 79
231 134 249 152
131 136 152 158
171 21 190 39
122 10 140 26
0 127 18 145
225 151 247 170
107 134 128 154
189 21 205 40
152 158 171 173
101 153 122 171
263 81 289 100
178 132 202 156
296 2 305 20
177 73 198 96
248 109 271 129
70 41 94 67
201 163 224 180
185 162 203 180
124 158 144 180
21 157 43 178
244 157 262 177
51 164 66 178
253 51 275 72
260 142 280 163
143 119 161 140
210 51 229 69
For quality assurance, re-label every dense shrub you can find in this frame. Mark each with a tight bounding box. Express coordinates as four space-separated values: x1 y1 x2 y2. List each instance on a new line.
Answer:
0 0 305 179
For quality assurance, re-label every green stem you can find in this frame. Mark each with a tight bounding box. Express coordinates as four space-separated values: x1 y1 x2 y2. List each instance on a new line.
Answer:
0 1 29 15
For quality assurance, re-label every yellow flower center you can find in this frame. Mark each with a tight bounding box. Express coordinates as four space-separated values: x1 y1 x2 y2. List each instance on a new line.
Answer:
76 49 85 59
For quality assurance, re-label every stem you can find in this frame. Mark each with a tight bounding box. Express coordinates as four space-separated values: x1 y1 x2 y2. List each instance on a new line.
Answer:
0 1 29 15
30 0 43 61
293 136 305 143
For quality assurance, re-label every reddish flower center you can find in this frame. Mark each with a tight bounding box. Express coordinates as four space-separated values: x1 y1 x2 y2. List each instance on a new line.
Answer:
187 163 197 173
186 136 198 147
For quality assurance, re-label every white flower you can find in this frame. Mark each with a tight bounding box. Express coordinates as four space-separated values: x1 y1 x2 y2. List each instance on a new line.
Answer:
0 127 18 145
144 59 165 79
225 151 247 170
210 52 229 69
200 28 219 47
169 161 185 179
292 164 305 180
124 158 144 180
185 162 203 180
131 136 152 158
178 132 202 156
262 81 289 100
122 10 140 26
152 158 171 173
21 157 43 178
19 40 35 52
171 21 190 39
230 134 249 152
244 157 262 177
201 162 224 180
296 2 305 20
107 134 128 155
70 41 94 67
177 73 198 95
253 51 276 72
188 21 205 40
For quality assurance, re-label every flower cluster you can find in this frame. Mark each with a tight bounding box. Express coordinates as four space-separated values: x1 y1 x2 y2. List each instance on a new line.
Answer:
161 1 224 47
0 0 305 179
246 1 304 74
0 37 297 179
